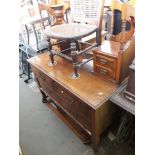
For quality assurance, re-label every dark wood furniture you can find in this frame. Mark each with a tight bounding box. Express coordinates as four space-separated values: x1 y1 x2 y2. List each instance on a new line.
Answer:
109 79 135 152
110 80 135 115
28 52 119 145
93 36 135 83
44 0 104 79
125 59 135 102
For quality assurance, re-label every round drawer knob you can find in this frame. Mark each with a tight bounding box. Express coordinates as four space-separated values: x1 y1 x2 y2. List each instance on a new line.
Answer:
61 90 64 94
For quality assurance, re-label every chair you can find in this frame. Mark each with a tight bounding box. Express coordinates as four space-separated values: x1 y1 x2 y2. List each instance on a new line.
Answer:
93 1 135 83
20 0 52 51
44 0 105 79
109 0 135 43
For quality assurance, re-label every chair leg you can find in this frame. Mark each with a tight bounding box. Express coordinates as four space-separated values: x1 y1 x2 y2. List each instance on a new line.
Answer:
70 41 80 79
47 37 57 66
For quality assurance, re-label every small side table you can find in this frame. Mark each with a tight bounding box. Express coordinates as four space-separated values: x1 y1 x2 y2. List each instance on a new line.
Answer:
110 80 135 115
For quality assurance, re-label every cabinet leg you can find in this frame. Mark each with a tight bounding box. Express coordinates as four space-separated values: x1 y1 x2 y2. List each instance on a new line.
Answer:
40 90 48 103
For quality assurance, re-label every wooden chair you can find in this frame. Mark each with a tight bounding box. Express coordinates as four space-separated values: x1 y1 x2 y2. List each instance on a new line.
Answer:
20 0 51 51
110 0 135 42
44 0 105 79
93 1 135 84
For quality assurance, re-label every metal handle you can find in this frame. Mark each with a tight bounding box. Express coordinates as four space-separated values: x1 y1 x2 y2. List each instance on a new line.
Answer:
100 59 108 64
100 69 108 75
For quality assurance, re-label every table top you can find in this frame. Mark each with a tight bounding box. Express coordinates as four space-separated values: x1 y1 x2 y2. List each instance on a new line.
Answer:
110 80 135 115
94 40 121 58
28 52 118 109
44 23 97 40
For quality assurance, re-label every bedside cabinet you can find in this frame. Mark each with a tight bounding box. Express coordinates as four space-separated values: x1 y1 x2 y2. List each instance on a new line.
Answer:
93 38 135 83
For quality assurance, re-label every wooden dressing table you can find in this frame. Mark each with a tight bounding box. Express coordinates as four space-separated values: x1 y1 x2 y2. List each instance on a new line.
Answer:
28 52 118 145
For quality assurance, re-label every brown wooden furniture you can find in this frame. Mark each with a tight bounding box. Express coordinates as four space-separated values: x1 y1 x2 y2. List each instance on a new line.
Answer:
28 52 118 145
125 59 135 102
110 1 135 42
93 36 135 83
44 0 105 79
110 80 135 115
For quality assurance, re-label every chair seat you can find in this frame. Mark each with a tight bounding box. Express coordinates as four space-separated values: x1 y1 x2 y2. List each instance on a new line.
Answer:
44 23 97 40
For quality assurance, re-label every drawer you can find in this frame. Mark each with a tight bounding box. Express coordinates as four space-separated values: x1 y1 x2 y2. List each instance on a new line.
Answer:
31 66 92 130
95 66 116 80
31 66 55 95
54 82 92 130
95 53 116 70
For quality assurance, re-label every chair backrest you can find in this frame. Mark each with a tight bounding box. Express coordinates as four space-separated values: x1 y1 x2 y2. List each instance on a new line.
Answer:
70 0 105 28
110 0 135 42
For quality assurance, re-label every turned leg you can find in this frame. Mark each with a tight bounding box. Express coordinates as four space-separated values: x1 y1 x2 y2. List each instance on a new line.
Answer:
70 41 80 79
24 63 31 83
40 89 48 103
46 37 57 66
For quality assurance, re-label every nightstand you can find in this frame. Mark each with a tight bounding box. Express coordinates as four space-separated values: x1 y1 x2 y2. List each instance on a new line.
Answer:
93 38 135 83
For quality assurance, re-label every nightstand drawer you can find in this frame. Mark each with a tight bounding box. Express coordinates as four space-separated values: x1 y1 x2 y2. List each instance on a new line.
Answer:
95 54 116 70
95 66 116 80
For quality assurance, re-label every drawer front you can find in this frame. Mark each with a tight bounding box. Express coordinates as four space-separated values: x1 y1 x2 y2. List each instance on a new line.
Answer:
95 54 116 70
31 66 92 131
95 66 115 80
31 66 55 95
54 82 92 130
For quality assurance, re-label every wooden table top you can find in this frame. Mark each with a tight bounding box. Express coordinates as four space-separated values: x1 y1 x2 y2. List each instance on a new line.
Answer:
28 52 118 109
94 40 121 58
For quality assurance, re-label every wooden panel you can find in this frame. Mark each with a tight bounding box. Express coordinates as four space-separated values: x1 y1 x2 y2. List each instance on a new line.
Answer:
94 40 121 57
95 66 115 80
31 64 92 131
118 37 135 82
95 53 116 70
91 100 113 145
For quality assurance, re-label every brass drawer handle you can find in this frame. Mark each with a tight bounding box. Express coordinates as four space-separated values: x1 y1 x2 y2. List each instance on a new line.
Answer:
40 72 45 80
100 69 108 75
100 59 108 64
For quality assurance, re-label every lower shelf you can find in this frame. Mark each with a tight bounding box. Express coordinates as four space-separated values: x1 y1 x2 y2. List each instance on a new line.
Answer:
46 100 91 144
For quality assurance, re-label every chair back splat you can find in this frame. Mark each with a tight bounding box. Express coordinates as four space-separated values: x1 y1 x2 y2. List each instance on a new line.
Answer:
71 0 104 44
